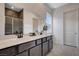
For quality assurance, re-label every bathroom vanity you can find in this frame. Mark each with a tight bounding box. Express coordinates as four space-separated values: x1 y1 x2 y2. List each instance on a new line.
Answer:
0 34 53 56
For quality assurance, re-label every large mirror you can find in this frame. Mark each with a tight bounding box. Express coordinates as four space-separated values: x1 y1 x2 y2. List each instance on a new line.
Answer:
5 3 23 35
4 3 45 36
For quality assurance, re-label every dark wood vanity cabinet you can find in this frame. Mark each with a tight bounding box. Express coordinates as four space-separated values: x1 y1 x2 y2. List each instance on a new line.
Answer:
0 35 53 56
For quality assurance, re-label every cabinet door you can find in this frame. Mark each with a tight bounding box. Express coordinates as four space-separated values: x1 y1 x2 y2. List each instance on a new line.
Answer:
18 41 35 53
42 37 47 43
16 51 28 56
48 39 53 51
30 45 41 56
43 42 48 56
0 46 17 56
37 39 41 45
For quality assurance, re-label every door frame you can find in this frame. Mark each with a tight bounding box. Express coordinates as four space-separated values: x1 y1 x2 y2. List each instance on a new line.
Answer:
63 8 79 47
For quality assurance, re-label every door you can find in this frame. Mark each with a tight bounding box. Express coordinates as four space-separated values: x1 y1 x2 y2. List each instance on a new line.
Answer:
64 9 78 47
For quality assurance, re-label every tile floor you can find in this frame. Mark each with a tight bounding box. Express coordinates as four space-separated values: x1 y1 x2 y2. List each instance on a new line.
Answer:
47 44 79 56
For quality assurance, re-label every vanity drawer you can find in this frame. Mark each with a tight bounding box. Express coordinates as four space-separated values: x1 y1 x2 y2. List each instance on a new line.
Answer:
42 37 47 42
18 41 35 53
0 46 17 56
47 36 52 40
37 39 41 45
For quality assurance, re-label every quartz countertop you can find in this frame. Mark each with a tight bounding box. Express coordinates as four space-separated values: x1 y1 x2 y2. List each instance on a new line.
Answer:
0 34 52 50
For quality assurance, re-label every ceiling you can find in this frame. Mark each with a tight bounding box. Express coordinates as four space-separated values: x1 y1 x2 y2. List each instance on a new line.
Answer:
5 3 67 12
5 3 23 12
47 3 67 9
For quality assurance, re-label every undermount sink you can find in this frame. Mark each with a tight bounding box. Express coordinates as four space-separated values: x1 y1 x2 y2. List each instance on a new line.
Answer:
29 33 36 36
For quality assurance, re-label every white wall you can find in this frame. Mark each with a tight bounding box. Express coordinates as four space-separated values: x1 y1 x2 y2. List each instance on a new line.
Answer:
53 3 79 45
23 10 38 34
53 6 64 45
0 3 5 35
12 3 47 20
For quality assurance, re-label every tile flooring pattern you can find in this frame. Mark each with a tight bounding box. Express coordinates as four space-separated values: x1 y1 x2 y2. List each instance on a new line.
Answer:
47 44 79 56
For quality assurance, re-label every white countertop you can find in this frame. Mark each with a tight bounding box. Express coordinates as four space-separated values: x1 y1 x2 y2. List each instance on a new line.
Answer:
0 34 52 50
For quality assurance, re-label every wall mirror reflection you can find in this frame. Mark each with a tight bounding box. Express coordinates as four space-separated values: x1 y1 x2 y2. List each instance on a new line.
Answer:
5 3 23 35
